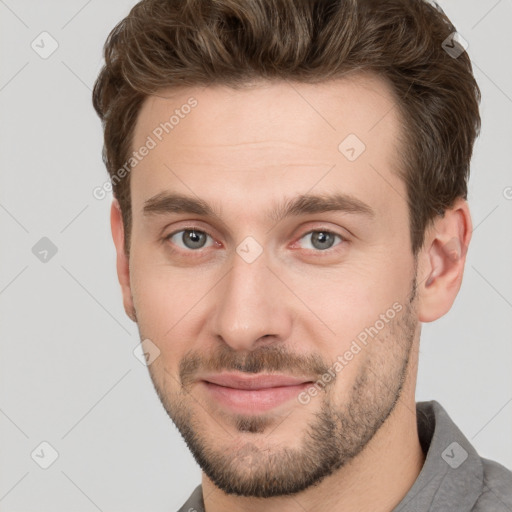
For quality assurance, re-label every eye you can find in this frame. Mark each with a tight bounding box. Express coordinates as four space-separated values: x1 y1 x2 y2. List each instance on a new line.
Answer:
166 228 215 251
297 230 344 251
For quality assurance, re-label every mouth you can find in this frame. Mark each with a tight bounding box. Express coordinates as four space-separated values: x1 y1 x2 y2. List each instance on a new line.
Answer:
200 373 314 414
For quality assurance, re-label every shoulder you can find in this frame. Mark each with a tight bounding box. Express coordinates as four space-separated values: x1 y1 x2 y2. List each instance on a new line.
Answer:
472 457 512 511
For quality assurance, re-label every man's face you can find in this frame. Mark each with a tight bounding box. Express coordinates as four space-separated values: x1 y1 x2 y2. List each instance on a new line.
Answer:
125 75 420 496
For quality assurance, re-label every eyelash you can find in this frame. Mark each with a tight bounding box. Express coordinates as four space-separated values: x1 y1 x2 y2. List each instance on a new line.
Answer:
163 226 347 256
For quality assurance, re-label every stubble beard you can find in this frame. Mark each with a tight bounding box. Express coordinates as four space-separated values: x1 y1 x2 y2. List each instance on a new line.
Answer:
142 281 418 498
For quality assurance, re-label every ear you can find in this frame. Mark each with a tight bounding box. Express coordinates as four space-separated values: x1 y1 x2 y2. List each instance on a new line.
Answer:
417 198 472 323
110 200 137 322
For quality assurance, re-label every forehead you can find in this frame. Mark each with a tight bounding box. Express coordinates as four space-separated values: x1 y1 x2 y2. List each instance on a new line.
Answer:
129 74 407 223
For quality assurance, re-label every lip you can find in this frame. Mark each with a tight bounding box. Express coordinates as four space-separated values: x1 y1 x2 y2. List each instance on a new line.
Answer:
202 372 312 389
200 373 314 414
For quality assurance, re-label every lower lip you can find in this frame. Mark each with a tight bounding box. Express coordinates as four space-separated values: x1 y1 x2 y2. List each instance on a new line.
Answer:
201 381 312 414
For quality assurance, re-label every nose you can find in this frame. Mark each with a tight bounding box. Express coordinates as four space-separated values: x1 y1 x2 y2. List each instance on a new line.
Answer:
210 248 294 352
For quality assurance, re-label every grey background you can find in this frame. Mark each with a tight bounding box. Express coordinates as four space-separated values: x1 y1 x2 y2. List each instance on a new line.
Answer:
0 0 511 511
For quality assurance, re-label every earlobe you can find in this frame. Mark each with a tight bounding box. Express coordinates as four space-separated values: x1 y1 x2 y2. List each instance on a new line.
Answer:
110 200 137 322
417 199 472 323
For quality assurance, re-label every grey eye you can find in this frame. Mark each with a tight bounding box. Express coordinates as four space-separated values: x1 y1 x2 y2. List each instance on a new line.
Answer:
299 231 342 251
169 229 213 250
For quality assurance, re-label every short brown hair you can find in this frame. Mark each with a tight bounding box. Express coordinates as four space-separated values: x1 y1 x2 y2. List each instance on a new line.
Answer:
93 0 481 256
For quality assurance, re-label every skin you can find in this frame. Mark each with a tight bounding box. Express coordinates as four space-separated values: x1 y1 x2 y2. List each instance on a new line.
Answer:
111 73 472 512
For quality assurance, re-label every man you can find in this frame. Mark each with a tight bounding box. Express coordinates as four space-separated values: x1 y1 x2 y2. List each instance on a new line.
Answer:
92 0 512 510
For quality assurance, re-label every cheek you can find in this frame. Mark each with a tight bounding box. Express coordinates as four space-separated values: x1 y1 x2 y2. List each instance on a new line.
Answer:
284 256 412 340
129 256 204 346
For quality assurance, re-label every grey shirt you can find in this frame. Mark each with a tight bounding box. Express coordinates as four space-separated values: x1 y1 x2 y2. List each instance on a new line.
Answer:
177 400 512 511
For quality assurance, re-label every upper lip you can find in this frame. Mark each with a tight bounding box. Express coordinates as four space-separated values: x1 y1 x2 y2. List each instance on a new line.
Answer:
201 373 313 390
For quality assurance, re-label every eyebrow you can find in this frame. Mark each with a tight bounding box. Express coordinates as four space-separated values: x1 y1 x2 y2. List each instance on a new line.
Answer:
143 191 375 222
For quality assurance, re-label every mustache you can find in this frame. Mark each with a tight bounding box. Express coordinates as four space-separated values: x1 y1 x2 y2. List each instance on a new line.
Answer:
179 344 330 388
